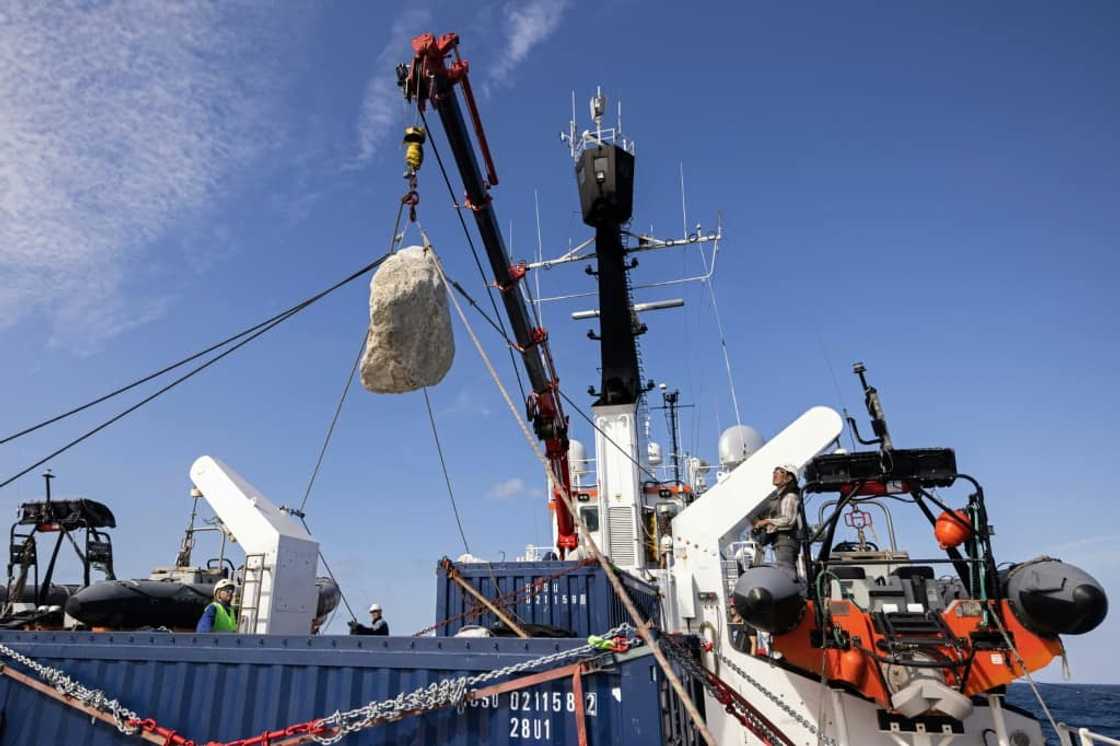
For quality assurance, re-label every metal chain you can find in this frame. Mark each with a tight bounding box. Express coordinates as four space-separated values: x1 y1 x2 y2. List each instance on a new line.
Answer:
309 623 638 745
0 642 141 736
657 635 797 746
1 626 637 746
716 650 837 746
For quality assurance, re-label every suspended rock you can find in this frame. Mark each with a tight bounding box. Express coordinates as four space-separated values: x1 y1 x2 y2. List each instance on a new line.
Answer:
360 246 454 394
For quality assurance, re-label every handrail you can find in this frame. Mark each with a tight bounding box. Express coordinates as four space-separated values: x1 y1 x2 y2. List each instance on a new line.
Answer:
1058 723 1120 746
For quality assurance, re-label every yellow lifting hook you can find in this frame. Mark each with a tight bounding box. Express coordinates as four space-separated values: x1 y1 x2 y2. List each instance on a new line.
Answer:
403 126 426 172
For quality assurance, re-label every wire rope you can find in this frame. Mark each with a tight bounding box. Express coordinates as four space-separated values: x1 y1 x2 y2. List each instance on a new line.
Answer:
0 253 391 491
297 332 366 514
422 388 472 555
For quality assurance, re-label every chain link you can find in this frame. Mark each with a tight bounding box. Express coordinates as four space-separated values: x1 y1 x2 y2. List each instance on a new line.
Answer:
715 650 837 746
659 636 795 746
0 642 142 736
1 626 638 745
308 624 638 745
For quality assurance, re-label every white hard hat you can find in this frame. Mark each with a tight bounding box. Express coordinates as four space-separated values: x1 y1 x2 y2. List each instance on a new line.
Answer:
776 464 799 477
369 602 381 613
214 579 236 596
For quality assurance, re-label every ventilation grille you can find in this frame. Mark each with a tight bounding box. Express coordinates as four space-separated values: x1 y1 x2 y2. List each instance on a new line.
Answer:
608 506 637 567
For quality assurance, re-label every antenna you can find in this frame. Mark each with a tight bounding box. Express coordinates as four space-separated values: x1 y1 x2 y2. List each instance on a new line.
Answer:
679 162 688 239
534 190 545 325
560 86 635 163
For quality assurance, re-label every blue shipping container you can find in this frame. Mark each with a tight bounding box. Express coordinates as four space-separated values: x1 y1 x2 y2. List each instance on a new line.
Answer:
0 630 678 745
434 561 661 638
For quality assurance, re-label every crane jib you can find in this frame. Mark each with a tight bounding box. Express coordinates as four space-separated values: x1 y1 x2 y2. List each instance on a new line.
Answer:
402 33 577 552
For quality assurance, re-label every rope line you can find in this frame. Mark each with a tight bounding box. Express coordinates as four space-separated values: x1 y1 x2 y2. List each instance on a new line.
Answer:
422 388 472 556
556 389 662 484
990 607 1063 735
0 253 391 491
431 250 717 746
298 333 366 514
0 263 368 447
298 516 358 624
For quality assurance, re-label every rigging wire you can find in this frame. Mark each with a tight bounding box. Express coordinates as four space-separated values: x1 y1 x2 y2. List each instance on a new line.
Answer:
429 248 717 746
816 330 857 451
297 515 357 624
701 266 743 428
297 332 366 514
418 108 528 404
0 253 392 491
422 387 472 555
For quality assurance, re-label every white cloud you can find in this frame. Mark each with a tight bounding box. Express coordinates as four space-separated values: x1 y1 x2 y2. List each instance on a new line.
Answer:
0 2 296 350
490 0 571 87
354 8 431 165
487 477 544 500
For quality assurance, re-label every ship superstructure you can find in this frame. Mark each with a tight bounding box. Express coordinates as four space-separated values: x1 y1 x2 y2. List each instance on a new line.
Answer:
0 29 1112 746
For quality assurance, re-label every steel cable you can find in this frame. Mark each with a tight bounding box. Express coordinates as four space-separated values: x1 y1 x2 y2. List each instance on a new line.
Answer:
0 253 392 491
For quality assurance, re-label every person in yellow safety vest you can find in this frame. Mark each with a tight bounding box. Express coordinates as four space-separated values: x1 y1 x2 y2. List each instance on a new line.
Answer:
196 578 238 633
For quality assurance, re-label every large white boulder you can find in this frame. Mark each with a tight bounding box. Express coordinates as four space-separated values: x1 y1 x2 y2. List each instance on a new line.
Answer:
360 246 454 394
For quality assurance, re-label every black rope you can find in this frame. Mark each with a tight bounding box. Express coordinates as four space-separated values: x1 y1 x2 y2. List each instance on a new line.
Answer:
419 108 528 404
0 253 391 491
298 516 357 623
422 388 471 555
557 388 663 484
297 332 366 514
446 276 521 348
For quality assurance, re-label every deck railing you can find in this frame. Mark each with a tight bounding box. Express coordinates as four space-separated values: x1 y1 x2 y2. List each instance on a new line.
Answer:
1058 724 1120 746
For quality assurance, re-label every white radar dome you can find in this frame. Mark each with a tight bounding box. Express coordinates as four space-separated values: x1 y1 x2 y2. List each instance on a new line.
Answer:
718 425 765 469
568 439 588 475
647 441 663 466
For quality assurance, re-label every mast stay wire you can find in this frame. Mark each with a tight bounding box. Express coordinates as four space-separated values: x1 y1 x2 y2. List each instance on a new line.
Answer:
430 249 718 746
0 253 393 492
418 107 528 406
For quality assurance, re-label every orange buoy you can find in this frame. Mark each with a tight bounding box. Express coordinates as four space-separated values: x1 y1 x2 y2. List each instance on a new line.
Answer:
935 510 973 549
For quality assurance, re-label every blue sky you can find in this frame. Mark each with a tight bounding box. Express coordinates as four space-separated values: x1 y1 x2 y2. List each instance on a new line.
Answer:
1 2 1117 682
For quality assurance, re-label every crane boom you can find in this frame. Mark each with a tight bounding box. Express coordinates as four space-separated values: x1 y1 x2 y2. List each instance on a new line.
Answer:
399 33 578 554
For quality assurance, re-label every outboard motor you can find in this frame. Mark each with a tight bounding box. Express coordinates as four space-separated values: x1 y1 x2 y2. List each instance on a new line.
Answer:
1003 558 1107 636
732 565 806 634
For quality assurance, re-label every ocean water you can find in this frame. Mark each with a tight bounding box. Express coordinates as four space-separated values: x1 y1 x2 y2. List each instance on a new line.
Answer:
1006 683 1120 744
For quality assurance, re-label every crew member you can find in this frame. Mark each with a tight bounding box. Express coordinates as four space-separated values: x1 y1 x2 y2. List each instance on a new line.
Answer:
196 578 238 633
348 602 389 636
753 464 802 573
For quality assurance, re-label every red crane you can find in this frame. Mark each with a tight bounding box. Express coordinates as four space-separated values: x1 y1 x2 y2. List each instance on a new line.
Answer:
398 33 578 556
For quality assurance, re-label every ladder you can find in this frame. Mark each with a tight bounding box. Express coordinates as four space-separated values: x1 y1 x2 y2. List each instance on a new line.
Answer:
238 553 268 633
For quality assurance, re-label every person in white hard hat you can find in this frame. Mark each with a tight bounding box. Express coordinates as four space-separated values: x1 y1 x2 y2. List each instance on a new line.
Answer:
752 464 802 573
348 602 389 636
196 578 238 633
